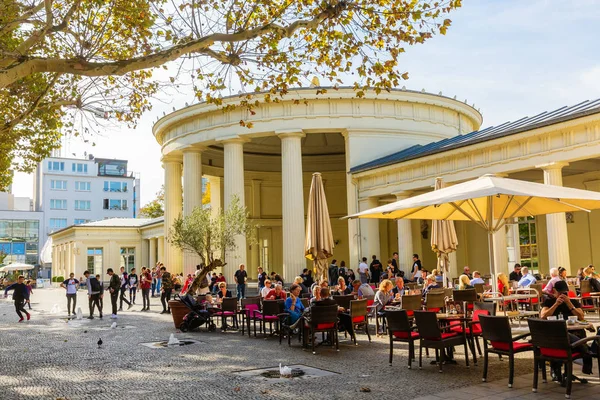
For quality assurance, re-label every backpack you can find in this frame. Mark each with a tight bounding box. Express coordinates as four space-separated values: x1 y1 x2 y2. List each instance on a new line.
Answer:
89 277 102 292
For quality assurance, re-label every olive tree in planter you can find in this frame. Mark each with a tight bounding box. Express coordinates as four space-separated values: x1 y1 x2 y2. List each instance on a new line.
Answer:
168 195 256 297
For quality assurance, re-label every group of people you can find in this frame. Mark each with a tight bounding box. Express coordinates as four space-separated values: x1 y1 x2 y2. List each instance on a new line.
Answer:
327 253 424 287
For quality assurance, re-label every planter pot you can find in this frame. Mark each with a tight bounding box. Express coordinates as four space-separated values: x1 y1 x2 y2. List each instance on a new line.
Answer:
168 299 188 329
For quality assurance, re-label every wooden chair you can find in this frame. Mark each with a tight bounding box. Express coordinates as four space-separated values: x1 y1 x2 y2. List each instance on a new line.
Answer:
528 318 600 398
304 304 340 354
479 315 533 388
348 299 371 345
413 311 469 372
384 309 419 369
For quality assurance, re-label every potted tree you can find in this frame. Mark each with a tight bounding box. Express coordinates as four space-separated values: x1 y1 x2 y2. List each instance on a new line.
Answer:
167 195 256 329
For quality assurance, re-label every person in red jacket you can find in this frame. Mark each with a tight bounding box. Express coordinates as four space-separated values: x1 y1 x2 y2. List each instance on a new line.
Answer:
140 266 152 311
264 283 287 300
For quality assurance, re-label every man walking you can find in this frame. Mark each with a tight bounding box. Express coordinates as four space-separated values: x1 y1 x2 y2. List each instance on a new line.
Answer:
234 264 247 300
358 257 370 284
118 266 132 311
4 275 30 322
84 270 103 319
128 268 138 305
107 268 121 319
60 273 79 317
140 267 152 311
160 266 173 314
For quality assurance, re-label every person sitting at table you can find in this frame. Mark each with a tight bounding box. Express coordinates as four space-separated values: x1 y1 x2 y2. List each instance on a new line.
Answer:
265 283 287 300
463 266 472 279
313 287 351 332
216 282 232 299
517 266 536 287
417 269 427 285
351 279 374 299
309 285 322 305
260 279 272 298
391 274 405 297
422 274 441 299
432 269 443 284
284 284 305 324
373 280 394 333
543 267 563 296
333 276 352 295
509 263 522 282
497 273 510 296
540 280 593 379
470 271 485 285
293 276 309 295
458 274 474 290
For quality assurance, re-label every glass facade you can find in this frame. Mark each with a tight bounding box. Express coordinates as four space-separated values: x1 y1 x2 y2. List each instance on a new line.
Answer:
0 219 39 265
518 216 538 270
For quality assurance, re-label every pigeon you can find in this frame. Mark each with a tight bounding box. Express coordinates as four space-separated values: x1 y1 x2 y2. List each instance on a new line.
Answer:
97 338 103 348
111 322 117 329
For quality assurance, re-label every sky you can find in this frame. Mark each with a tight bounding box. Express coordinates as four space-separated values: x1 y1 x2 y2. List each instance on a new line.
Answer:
11 0 600 205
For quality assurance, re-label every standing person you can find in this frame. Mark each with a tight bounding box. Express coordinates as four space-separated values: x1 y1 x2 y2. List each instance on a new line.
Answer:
234 264 247 300
4 275 30 322
151 270 157 297
411 254 422 281
257 267 267 292
338 261 348 285
118 266 132 311
107 268 121 319
155 263 163 296
25 280 33 310
391 252 400 273
328 260 339 286
60 273 79 316
140 267 152 311
209 273 218 294
160 266 173 314
128 268 138 305
95 274 104 313
84 270 103 319
358 257 370 284
369 255 382 283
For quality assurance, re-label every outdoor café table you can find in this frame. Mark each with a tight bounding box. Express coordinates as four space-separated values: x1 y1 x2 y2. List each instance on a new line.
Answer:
484 293 538 316
434 313 474 364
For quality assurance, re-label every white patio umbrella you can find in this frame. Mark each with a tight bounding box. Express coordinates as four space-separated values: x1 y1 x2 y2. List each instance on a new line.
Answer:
0 262 35 272
347 174 600 291
305 173 335 282
431 178 458 288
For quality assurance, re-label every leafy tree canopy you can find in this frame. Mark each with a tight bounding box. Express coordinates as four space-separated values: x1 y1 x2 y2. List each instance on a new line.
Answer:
0 0 461 189
138 185 164 218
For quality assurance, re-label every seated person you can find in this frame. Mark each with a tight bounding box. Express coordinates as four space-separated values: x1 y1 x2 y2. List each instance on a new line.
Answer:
540 280 592 378
265 283 287 300
470 271 485 285
463 266 472 279
391 273 405 297
312 287 351 333
260 279 272 298
351 279 374 299
216 282 232 299
309 285 321 306
417 270 427 285
517 266 537 287
497 273 510 296
542 267 563 296
458 274 474 290
373 279 394 314
509 264 522 282
333 276 352 295
284 284 305 324
422 274 441 298
293 276 309 295
432 269 443 283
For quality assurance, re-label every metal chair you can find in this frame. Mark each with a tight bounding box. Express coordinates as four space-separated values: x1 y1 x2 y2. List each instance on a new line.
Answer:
240 297 261 337
528 318 600 399
254 300 283 337
215 297 238 331
413 311 470 373
479 315 533 388
384 309 419 369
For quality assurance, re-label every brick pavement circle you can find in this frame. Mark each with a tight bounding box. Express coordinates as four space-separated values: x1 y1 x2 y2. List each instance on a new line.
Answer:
0 288 585 400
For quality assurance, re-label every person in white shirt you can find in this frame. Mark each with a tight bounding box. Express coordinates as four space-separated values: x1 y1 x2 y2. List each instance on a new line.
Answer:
470 271 485 285
518 266 537 287
260 279 272 298
358 257 370 284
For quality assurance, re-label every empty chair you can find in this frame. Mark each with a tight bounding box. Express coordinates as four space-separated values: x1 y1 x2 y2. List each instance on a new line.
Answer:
214 297 238 331
474 301 496 316
401 294 422 317
254 300 283 337
479 315 533 388
240 297 261 337
333 294 354 311
304 304 340 354
453 289 478 312
347 299 371 345
385 309 419 369
425 291 445 313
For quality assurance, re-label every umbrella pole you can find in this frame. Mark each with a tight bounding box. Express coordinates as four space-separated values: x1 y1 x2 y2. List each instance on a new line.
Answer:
487 196 498 293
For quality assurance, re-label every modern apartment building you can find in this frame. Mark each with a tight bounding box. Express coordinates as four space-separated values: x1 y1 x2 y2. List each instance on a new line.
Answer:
33 155 141 249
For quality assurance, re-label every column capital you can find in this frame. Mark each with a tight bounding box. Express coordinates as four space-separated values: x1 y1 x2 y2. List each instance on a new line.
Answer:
535 161 569 171
219 136 250 145
161 154 182 164
276 130 305 139
392 191 412 200
182 145 207 154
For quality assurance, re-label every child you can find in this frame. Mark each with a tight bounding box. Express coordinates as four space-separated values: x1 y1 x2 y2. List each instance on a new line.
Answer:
4 275 31 322
25 280 33 310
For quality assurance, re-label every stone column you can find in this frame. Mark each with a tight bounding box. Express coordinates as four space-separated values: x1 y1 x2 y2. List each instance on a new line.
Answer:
393 191 413 275
141 239 149 269
537 162 571 273
157 237 164 266
493 225 509 275
149 237 157 268
358 197 380 262
183 147 204 276
223 138 248 281
163 157 183 273
343 132 360 267
279 131 306 281
208 176 222 219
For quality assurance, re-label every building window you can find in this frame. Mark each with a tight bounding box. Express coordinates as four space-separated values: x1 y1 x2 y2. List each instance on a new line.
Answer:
0 219 39 265
103 181 128 192
75 181 91 191
74 200 91 211
72 163 88 174
74 219 90 225
48 161 65 171
518 216 538 271
103 199 128 210
87 247 103 275
50 180 67 190
49 218 68 230
120 247 135 272
50 199 67 210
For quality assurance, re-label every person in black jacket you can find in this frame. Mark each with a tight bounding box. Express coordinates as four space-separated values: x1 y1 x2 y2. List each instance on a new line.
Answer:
4 275 31 322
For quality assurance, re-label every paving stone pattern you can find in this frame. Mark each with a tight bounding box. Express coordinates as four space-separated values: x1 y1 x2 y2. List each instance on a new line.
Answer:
0 289 596 399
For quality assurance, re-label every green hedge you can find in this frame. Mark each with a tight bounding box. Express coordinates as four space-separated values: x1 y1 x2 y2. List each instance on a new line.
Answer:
51 276 64 283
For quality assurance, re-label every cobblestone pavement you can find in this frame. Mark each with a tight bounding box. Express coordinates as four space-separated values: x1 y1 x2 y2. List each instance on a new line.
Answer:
0 289 597 399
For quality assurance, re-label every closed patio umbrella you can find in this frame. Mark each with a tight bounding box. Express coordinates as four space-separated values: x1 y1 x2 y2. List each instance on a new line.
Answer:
347 174 600 291
305 173 335 282
431 178 458 288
